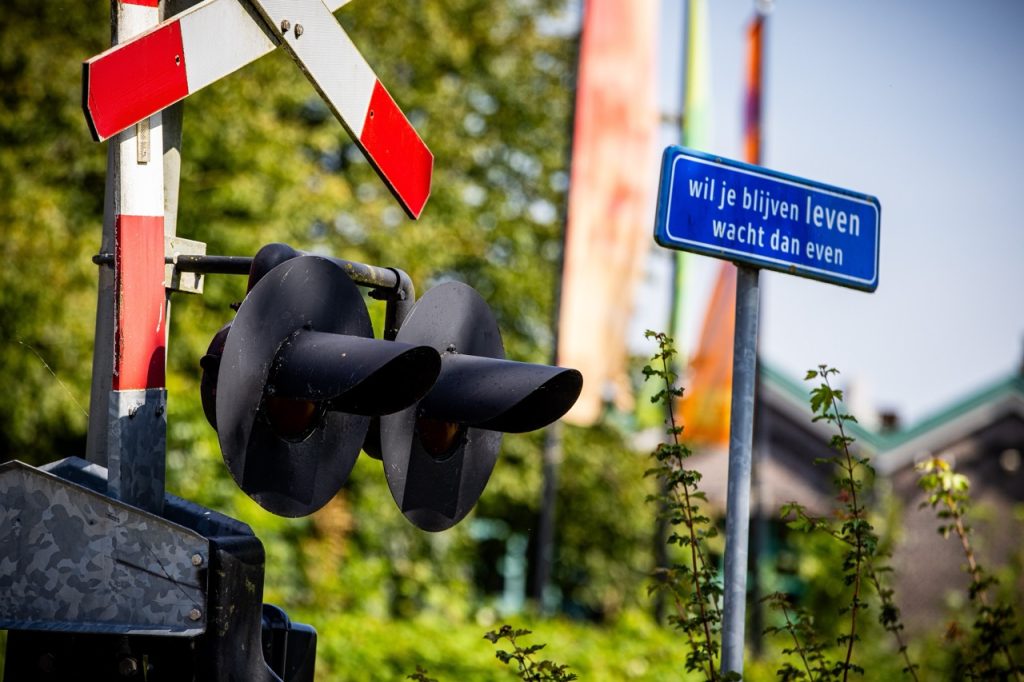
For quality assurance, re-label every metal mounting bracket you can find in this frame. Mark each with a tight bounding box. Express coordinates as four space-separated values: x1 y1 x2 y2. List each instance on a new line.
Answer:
165 236 207 293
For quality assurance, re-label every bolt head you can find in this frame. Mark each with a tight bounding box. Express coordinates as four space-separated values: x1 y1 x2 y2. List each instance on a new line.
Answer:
191 553 203 566
189 608 202 621
118 657 139 677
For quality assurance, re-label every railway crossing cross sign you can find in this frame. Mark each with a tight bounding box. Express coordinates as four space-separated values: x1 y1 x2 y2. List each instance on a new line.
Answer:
83 0 432 218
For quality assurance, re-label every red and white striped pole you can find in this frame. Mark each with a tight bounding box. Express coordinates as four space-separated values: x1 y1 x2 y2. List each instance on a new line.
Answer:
86 0 169 513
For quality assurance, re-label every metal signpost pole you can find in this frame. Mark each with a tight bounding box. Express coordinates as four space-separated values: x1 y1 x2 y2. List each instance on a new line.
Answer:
721 264 760 675
653 145 880 677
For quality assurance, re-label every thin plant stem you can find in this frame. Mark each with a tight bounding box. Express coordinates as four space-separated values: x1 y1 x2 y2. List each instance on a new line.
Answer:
940 489 1022 680
659 349 719 681
780 601 815 682
823 372 864 682
865 567 919 682
671 591 706 673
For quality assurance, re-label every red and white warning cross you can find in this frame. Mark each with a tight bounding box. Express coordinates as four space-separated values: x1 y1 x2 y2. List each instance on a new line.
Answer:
83 0 432 219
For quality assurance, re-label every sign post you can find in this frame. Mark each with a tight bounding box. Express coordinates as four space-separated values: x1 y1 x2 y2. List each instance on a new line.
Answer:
721 264 759 673
653 145 880 675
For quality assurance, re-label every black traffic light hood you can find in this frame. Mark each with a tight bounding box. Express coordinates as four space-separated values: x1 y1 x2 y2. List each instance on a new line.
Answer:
379 281 582 531
210 255 440 517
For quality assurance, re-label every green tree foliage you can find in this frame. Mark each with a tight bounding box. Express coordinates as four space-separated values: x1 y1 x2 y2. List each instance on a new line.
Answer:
6 10 1024 680
0 0 107 461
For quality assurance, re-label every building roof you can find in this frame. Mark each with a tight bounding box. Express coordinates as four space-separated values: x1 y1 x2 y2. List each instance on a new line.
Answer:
759 360 1024 476
872 374 1024 474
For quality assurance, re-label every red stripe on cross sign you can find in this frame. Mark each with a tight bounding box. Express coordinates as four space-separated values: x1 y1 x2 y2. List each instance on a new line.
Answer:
247 0 433 218
120 0 160 7
113 215 167 391
360 81 433 220
83 21 189 141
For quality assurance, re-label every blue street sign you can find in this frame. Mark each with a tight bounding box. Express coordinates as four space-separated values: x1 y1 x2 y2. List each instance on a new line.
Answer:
654 146 881 292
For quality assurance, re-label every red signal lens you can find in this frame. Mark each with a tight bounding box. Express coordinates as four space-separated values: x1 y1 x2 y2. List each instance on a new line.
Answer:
264 396 322 442
415 417 466 460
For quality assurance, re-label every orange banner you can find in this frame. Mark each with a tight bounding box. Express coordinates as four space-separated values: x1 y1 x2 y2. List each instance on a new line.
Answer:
680 12 763 445
743 14 765 165
557 0 659 425
680 262 737 444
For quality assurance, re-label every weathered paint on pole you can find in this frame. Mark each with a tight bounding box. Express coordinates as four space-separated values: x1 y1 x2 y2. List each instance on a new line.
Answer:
721 264 760 675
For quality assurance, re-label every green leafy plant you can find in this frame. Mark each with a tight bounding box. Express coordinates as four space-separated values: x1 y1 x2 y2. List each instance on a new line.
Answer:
642 330 726 681
407 665 440 682
773 366 916 681
641 338 928 680
762 592 834 681
484 625 577 681
403 624 577 681
917 457 1023 680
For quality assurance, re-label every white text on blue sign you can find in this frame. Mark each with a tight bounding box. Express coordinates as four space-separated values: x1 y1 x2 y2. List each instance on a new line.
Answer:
654 147 880 291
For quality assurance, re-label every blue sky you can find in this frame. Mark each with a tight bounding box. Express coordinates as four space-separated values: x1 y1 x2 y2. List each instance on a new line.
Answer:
637 0 1024 425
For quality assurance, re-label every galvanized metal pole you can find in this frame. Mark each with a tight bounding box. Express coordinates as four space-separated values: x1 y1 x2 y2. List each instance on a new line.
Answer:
721 264 760 676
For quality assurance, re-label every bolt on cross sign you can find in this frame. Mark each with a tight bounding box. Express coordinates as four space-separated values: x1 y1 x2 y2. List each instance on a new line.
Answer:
83 0 433 218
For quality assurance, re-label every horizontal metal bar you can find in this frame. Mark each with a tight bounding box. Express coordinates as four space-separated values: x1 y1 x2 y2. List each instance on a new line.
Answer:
174 255 252 275
93 251 409 297
325 256 401 292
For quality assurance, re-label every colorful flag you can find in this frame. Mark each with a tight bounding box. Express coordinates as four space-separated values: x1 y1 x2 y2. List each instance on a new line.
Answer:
680 261 737 444
671 0 713 348
558 0 659 426
638 0 710 432
680 11 764 445
682 0 714 150
743 13 765 166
